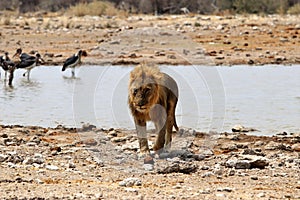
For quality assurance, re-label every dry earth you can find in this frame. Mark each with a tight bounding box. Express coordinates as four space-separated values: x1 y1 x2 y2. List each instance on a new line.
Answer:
0 13 300 200
0 14 299 66
0 125 299 199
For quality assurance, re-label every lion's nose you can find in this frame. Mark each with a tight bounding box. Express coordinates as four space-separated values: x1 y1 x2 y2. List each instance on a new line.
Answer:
137 100 146 107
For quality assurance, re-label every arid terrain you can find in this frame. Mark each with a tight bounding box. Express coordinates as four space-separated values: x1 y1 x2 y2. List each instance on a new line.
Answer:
0 14 299 66
0 14 299 199
0 124 299 199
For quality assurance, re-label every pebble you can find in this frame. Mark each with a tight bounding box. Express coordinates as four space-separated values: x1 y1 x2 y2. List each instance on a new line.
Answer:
257 192 266 198
124 188 139 193
119 178 142 187
46 165 59 171
0 154 8 162
217 187 233 192
143 164 154 171
292 144 300 152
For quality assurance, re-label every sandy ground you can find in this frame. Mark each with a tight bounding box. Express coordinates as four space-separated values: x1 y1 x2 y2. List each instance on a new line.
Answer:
0 14 299 199
0 14 299 66
0 125 299 199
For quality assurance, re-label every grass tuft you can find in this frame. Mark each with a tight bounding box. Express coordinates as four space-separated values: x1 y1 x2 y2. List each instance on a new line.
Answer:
67 1 125 17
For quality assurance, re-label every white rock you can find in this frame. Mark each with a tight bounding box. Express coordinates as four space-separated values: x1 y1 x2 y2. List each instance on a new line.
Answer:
46 165 59 171
119 178 142 187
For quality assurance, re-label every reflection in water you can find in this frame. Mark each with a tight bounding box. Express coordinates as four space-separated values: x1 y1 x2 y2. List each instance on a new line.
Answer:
0 65 299 135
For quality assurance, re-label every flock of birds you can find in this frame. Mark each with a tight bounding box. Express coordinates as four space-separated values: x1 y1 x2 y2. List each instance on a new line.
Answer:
0 49 85 86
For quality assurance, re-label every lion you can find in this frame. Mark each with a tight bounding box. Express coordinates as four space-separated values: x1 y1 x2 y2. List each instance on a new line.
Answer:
128 64 179 156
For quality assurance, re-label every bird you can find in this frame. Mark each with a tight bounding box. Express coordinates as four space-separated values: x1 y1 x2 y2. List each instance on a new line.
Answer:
13 48 35 61
15 53 44 80
62 50 84 77
0 52 16 86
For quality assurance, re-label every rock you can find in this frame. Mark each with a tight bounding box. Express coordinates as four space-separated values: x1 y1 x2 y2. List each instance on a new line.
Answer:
119 178 142 187
217 187 233 192
81 123 96 131
265 141 290 151
232 125 257 132
29 136 41 144
110 40 120 45
292 144 300 152
143 164 154 171
0 154 8 162
226 155 269 169
68 162 76 168
46 165 59 171
201 172 214 178
124 188 139 193
144 155 154 164
121 140 139 151
257 192 266 198
235 160 251 169
157 162 197 174
111 136 127 143
26 142 37 146
242 149 265 156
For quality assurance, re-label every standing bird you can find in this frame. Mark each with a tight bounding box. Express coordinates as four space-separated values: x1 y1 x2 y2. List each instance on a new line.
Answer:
16 53 44 80
62 50 84 77
13 48 35 61
0 52 15 86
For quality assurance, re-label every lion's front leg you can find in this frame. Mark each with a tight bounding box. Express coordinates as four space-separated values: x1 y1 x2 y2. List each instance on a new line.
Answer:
153 122 167 154
134 118 150 156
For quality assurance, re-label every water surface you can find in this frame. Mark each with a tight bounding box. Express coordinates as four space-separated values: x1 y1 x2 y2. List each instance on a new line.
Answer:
0 65 299 135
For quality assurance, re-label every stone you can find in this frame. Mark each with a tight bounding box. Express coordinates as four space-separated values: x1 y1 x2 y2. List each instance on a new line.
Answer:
124 188 139 193
292 144 300 152
143 164 154 171
265 141 290 151
226 155 269 169
46 165 59 171
157 162 197 174
202 172 214 178
232 125 257 132
217 187 233 192
111 136 127 143
121 140 139 151
119 178 142 187
0 154 8 162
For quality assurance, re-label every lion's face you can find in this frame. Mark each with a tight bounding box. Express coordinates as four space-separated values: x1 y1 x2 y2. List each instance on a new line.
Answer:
129 77 159 113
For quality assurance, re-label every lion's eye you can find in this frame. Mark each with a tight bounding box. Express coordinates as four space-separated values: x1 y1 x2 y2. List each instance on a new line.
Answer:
133 89 138 95
145 87 151 93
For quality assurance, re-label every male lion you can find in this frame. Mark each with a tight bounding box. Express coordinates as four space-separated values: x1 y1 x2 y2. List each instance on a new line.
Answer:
128 64 179 156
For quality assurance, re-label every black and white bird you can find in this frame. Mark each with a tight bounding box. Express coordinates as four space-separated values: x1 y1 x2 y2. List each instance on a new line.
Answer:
13 48 35 61
16 53 44 80
62 50 83 77
0 52 16 85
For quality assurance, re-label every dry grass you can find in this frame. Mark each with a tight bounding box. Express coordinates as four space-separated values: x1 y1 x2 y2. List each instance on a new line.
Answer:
287 3 300 15
67 0 126 17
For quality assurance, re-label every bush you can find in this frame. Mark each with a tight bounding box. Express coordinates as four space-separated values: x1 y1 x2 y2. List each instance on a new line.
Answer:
287 3 300 14
67 1 122 17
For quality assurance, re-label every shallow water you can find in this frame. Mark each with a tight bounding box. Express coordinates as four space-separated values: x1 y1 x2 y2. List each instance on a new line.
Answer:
0 65 299 135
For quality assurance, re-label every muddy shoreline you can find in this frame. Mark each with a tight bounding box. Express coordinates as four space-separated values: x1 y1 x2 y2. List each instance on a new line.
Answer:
0 14 299 66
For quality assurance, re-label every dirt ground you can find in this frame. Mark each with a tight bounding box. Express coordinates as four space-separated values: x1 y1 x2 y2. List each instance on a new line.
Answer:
0 14 299 199
0 125 299 199
0 14 299 66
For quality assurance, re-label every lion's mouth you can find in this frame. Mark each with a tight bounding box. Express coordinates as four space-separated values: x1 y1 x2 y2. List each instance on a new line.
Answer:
136 106 147 112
